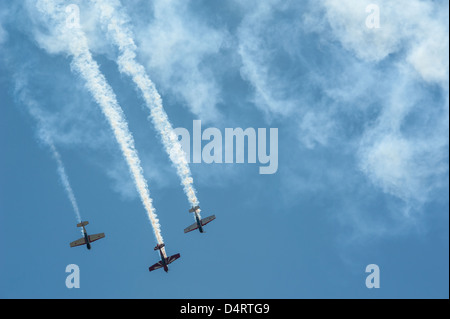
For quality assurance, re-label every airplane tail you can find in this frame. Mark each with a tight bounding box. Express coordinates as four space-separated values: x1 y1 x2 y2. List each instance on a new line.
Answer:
77 221 89 227
154 243 165 251
189 206 200 213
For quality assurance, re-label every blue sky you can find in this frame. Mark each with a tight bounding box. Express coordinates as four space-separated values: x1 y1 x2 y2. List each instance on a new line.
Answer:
0 0 448 298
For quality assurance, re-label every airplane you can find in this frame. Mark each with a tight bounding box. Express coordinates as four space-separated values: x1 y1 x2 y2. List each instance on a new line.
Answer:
69 221 105 250
149 243 181 273
184 206 216 234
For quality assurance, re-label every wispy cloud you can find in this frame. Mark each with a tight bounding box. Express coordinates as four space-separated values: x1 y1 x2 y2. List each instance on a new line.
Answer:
318 0 449 86
236 0 448 205
313 0 449 204
236 0 303 118
132 0 228 123
231 0 449 241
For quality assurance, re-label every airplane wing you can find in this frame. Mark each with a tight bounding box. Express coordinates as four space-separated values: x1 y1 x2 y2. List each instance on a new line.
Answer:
70 238 86 248
88 233 105 243
149 261 164 272
166 253 181 265
201 215 216 226
184 223 199 234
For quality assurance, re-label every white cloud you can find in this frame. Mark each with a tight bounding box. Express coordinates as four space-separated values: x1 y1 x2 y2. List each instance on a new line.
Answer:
234 0 448 211
359 134 417 200
318 0 449 87
303 0 450 204
236 0 300 118
298 111 335 149
319 0 403 62
357 66 449 204
0 2 11 46
235 0 342 157
407 32 449 85
133 0 228 123
24 0 112 57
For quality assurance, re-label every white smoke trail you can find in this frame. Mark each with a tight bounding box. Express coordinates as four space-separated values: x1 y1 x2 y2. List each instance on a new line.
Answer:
49 143 82 224
92 0 201 216
48 141 85 236
35 0 164 245
13 77 83 231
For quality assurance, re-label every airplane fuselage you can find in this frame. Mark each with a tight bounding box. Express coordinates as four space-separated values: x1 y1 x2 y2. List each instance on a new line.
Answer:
158 250 169 272
82 227 91 250
194 212 205 233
